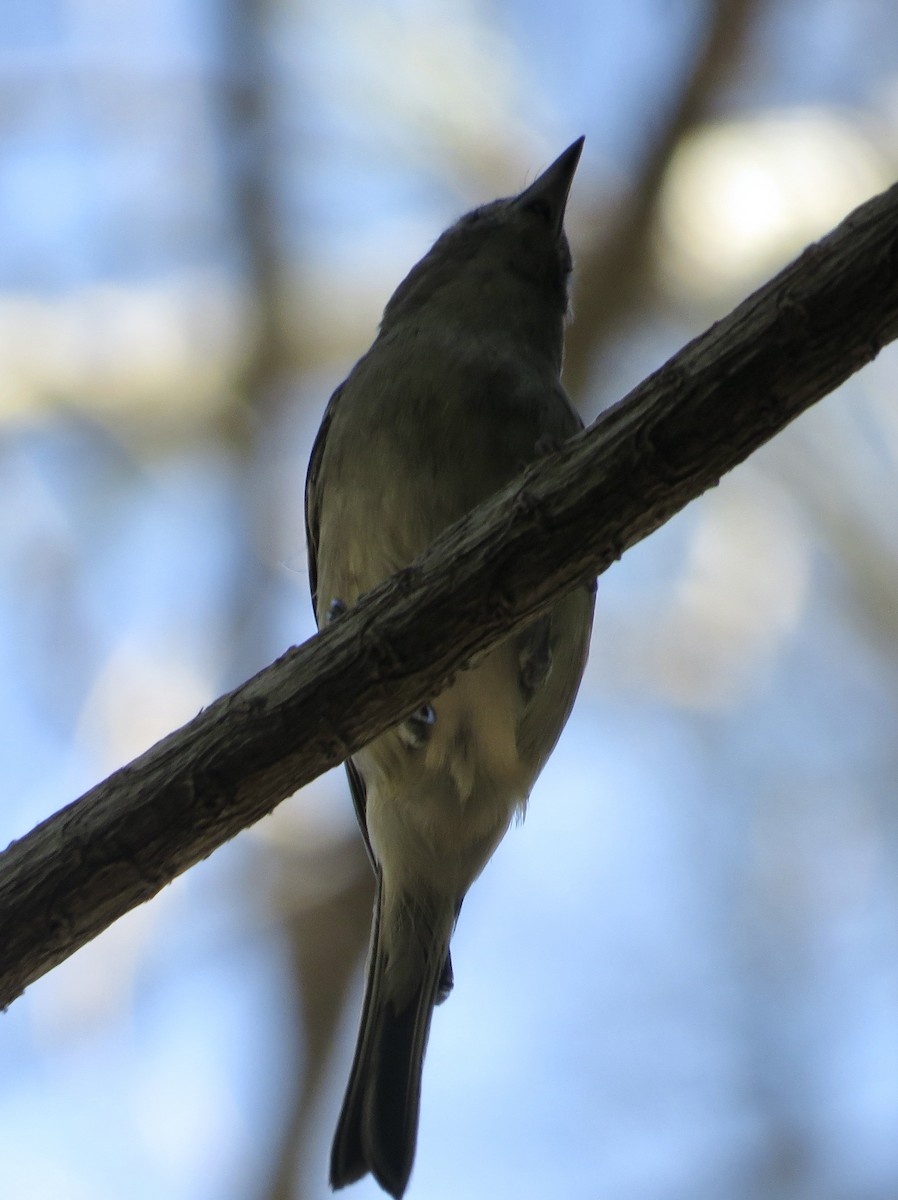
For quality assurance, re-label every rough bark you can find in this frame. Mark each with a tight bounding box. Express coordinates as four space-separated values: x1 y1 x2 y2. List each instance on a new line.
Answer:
1 179 897 1009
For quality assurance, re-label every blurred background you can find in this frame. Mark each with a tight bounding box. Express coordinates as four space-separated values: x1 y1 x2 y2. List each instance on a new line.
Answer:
2 0 898 1197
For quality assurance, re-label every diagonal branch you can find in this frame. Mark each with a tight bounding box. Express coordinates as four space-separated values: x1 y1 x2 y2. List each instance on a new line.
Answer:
1 180 898 1010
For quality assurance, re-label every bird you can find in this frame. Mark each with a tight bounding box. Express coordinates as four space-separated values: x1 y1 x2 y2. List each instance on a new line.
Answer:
304 137 595 1198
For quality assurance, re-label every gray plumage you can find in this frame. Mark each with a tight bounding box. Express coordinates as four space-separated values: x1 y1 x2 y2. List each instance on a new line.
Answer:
305 138 594 1198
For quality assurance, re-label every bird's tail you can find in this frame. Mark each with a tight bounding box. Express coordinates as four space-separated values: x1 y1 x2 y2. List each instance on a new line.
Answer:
330 879 448 1199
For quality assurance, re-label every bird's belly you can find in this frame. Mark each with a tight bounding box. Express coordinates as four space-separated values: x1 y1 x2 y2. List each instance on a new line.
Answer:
357 642 530 900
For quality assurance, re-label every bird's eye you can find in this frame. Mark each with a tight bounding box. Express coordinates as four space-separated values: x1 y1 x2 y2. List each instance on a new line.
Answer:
524 198 552 222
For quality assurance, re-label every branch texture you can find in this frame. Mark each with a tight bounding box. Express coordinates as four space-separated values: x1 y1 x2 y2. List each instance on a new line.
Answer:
2 181 898 1008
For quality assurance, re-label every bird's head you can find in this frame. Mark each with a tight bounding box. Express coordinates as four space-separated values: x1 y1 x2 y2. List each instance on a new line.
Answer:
379 138 584 364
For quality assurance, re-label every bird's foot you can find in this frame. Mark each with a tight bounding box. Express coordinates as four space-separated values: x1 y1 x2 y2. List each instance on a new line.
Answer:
325 597 347 624
398 703 436 749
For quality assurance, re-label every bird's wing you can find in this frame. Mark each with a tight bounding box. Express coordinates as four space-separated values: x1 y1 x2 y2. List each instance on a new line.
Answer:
345 759 376 870
304 382 377 870
304 381 345 619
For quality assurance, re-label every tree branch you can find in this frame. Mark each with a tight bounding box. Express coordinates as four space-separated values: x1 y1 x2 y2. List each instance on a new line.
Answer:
2 180 898 1009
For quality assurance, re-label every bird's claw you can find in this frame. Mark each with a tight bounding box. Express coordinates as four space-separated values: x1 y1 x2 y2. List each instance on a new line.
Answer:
398 703 436 749
326 597 347 624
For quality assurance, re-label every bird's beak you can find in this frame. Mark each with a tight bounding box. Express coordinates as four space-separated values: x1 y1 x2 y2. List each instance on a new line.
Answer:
516 137 584 232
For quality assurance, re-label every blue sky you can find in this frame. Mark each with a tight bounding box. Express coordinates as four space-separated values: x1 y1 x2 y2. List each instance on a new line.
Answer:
3 2 898 1199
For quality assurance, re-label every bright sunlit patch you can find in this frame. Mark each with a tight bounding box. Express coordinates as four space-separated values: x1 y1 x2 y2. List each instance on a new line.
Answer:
74 638 212 773
657 109 893 300
648 473 810 711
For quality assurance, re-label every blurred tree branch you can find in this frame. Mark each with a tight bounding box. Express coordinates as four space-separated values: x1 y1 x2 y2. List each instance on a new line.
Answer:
564 0 764 398
218 7 378 1195
1 179 898 1009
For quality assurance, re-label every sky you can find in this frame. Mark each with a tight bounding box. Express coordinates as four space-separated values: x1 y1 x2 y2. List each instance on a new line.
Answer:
2 2 898 1199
